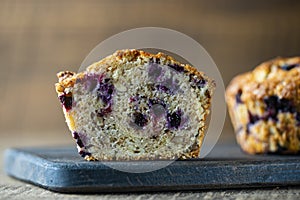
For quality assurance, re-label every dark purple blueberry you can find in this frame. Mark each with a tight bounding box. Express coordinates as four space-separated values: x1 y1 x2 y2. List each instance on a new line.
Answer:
133 112 148 127
168 63 184 72
247 96 297 131
97 79 114 105
278 98 295 113
281 63 299 71
264 95 295 116
235 89 243 104
72 132 79 139
96 104 112 117
156 84 169 92
76 138 84 148
247 96 298 131
264 95 278 108
72 131 85 148
296 112 300 126
58 94 72 111
264 96 279 120
167 110 182 129
248 111 260 125
79 150 91 158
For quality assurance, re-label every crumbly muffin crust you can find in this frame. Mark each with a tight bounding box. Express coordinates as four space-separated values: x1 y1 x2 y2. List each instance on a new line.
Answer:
56 49 215 160
226 56 300 154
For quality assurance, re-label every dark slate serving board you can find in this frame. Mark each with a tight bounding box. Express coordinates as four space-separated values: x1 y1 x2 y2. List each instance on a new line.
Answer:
4 143 300 193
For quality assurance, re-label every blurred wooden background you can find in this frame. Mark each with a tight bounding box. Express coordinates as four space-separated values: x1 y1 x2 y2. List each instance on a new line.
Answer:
0 0 300 140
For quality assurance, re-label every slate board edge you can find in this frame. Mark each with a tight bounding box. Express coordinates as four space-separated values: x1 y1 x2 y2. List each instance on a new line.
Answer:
4 148 300 193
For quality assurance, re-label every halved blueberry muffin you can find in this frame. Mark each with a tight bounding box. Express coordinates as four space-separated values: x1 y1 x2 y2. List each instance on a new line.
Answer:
226 56 300 154
55 49 214 160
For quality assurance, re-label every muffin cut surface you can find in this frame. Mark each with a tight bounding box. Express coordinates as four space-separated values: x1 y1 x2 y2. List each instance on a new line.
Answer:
55 49 214 161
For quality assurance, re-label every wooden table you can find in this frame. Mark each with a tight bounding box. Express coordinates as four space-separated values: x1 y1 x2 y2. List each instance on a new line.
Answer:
1 130 300 199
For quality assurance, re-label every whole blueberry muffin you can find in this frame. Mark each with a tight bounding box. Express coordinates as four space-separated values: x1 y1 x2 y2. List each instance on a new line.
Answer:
55 49 215 160
226 56 300 154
